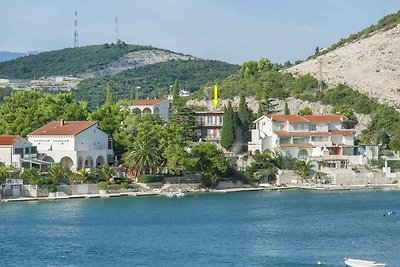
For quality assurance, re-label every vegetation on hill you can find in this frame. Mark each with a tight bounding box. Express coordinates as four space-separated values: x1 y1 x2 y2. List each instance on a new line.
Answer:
313 11 400 58
204 57 400 149
74 59 239 109
0 41 155 79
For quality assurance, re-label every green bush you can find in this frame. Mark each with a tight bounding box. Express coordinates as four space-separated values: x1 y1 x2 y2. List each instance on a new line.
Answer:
120 182 129 189
98 181 107 190
137 174 164 183
48 184 55 193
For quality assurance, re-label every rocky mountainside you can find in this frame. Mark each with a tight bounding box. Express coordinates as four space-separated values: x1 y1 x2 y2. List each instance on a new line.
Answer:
288 23 400 107
78 49 195 78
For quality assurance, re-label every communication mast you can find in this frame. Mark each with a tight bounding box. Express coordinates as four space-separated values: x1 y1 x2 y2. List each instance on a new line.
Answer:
115 17 119 42
74 10 79 47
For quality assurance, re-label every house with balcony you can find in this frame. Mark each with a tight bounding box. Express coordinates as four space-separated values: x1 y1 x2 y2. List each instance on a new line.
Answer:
130 99 170 121
194 111 224 143
248 115 355 161
27 120 114 171
0 135 40 169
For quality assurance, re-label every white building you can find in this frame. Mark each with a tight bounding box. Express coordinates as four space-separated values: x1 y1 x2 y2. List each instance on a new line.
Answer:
27 120 114 171
248 115 355 160
130 99 170 121
0 135 38 168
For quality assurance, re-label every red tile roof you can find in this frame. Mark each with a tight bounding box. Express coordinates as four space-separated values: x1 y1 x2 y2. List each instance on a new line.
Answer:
266 114 344 123
303 115 344 123
330 130 354 136
0 135 17 145
280 144 312 148
28 121 97 136
274 130 353 137
266 115 308 123
132 99 168 106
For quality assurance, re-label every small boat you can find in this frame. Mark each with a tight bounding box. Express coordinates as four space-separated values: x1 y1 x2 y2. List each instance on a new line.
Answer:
166 191 186 198
344 258 385 267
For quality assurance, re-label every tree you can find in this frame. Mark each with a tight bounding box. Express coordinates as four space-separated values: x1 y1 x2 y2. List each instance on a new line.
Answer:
172 79 180 101
284 102 290 115
295 160 313 179
105 84 115 106
221 101 236 149
0 91 87 137
20 168 49 185
187 142 228 187
315 46 320 55
169 106 196 141
124 140 162 177
237 95 252 142
47 163 71 184
257 89 277 118
73 169 96 184
389 138 400 151
96 164 117 182
298 107 313 116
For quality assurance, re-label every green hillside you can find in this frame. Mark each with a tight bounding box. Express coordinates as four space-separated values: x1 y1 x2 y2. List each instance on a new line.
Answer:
74 59 239 109
0 41 156 79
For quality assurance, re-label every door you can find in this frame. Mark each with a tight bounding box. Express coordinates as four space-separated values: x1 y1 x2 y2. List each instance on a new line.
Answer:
12 185 21 198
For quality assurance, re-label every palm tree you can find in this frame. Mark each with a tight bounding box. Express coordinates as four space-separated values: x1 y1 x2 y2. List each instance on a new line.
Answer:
20 168 41 185
47 163 70 184
295 160 313 179
96 164 117 182
124 140 161 177
74 169 94 184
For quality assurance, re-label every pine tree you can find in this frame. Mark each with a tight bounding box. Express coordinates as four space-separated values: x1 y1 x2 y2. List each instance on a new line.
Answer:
105 84 115 106
257 89 278 118
284 101 290 115
221 101 236 149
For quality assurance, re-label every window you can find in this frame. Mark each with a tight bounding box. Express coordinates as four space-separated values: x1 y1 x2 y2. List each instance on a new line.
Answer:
310 124 316 131
207 116 213 125
14 148 23 155
279 137 291 144
24 147 30 154
31 146 37 153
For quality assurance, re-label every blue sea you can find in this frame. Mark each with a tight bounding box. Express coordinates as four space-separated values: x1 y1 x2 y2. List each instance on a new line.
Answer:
1 190 399 266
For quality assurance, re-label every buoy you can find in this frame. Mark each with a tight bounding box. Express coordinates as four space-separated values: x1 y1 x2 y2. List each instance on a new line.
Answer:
317 260 322 265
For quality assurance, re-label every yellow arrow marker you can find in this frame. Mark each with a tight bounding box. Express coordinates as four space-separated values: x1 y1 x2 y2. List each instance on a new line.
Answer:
213 84 219 108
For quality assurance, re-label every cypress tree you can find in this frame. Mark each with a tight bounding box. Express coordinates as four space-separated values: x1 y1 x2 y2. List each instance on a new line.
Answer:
221 101 235 149
284 101 290 115
105 84 115 106
257 89 277 118
238 95 251 141
172 80 179 101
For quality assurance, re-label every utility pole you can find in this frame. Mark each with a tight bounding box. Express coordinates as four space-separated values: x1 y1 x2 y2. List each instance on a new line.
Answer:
318 58 323 92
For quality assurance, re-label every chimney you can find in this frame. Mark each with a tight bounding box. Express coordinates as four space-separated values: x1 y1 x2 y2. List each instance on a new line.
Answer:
60 119 65 126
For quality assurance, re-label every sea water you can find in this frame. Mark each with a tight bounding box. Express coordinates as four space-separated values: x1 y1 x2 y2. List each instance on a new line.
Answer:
0 190 399 266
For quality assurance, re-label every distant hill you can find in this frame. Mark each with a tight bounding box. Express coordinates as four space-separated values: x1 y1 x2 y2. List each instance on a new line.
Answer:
288 11 400 107
75 59 239 109
0 42 239 109
0 51 41 63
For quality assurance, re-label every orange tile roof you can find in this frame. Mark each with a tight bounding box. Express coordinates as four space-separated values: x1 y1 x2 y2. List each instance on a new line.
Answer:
330 130 354 136
28 121 97 136
0 135 17 145
132 99 168 106
266 114 344 123
280 143 312 148
303 115 344 123
274 131 330 136
266 115 308 123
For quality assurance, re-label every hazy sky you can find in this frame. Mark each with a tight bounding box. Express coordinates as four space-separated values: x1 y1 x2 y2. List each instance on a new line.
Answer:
1 0 399 64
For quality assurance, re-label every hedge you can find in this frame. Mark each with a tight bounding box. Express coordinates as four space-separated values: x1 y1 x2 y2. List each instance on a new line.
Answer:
137 174 164 183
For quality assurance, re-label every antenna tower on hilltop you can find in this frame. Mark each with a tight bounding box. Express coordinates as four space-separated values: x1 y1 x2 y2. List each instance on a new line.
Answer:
74 10 79 47
115 17 119 42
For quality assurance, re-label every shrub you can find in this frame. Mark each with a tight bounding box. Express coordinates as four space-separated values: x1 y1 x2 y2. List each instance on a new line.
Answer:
137 174 164 183
120 182 129 189
48 184 55 193
98 181 107 190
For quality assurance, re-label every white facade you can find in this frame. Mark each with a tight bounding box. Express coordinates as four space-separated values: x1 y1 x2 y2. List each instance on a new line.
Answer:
0 136 36 168
130 99 170 121
249 115 355 160
28 122 113 171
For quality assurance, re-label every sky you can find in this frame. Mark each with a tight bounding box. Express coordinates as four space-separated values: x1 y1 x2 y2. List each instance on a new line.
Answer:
1 0 399 64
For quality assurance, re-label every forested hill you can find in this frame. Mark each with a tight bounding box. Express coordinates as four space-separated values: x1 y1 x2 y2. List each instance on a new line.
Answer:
0 41 182 79
74 59 239 108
